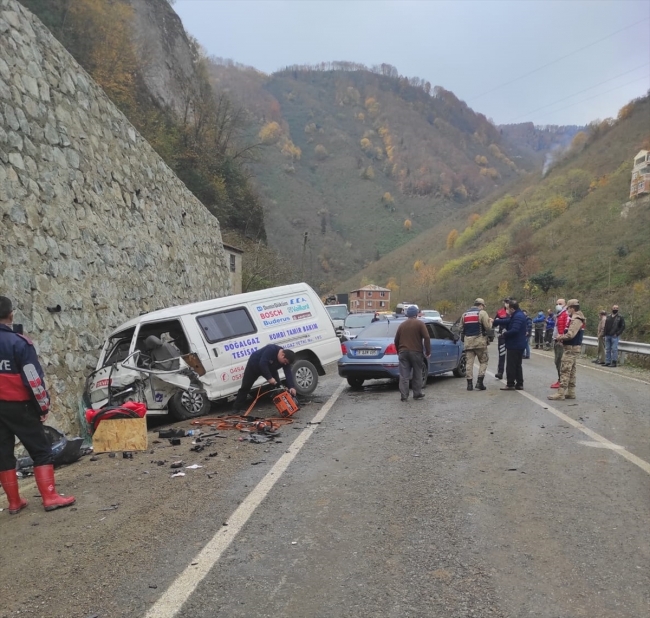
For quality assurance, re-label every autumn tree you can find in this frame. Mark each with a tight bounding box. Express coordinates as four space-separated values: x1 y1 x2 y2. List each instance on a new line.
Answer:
415 264 437 306
413 260 424 271
404 219 412 231
446 229 459 249
382 192 394 206
468 213 480 226
314 144 328 160
259 121 282 144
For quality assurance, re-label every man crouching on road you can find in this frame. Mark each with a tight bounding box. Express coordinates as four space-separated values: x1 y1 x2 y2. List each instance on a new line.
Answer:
460 298 492 391
232 344 297 413
548 299 585 401
394 305 431 402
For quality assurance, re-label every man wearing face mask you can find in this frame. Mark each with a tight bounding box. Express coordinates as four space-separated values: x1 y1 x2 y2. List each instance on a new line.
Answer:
548 299 585 400
603 305 625 367
550 299 567 389
493 298 509 380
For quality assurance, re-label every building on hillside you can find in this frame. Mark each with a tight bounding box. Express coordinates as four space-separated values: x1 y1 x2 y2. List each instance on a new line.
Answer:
630 150 650 199
223 244 244 294
349 285 391 313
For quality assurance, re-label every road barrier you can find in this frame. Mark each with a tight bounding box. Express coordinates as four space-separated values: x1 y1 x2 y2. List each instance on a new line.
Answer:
443 321 650 364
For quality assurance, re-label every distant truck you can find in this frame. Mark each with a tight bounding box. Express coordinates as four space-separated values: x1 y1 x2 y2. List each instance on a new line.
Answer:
324 293 349 308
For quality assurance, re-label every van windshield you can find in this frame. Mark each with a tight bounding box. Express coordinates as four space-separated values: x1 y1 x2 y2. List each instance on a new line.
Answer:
326 305 348 320
102 328 135 368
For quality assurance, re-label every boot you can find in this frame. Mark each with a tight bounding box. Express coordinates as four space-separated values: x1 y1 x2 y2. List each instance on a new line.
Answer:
495 373 503 380
548 388 565 401
0 469 28 514
475 376 486 391
611 361 617 367
34 465 75 511
467 379 473 391
565 388 576 399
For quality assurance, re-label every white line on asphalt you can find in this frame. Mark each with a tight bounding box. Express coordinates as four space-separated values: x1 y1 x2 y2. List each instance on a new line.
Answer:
487 370 650 476
530 350 650 385
143 380 348 618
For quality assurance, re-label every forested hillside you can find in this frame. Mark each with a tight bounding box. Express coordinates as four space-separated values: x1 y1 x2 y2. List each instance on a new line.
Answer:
209 60 580 287
342 96 650 340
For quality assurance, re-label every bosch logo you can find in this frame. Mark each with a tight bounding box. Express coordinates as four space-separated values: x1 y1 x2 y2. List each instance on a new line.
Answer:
260 309 283 319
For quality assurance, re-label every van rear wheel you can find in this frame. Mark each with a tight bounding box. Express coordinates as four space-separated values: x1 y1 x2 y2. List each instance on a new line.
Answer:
292 359 318 396
169 389 211 421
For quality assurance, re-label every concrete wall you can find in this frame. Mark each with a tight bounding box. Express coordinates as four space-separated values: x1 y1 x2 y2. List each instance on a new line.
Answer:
0 0 231 433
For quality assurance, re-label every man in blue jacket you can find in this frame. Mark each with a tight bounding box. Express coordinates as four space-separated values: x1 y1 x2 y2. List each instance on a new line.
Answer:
493 300 527 391
232 344 297 413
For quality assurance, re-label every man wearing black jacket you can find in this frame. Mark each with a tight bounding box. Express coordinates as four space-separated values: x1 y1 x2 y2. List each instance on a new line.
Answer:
233 344 297 412
603 305 625 367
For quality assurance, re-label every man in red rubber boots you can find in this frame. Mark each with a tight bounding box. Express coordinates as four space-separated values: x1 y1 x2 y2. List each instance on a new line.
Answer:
0 296 75 514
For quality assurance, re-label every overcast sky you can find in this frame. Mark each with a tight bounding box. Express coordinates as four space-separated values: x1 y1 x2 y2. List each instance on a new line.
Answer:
174 0 650 126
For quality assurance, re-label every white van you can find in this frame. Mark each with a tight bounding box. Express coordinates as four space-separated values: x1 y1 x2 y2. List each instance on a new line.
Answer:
84 283 341 420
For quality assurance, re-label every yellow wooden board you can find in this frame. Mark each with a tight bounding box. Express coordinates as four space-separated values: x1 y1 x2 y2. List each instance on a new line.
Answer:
92 418 148 453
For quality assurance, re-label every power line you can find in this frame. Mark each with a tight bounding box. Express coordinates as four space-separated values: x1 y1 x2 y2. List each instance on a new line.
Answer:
507 63 650 123
532 74 650 123
468 18 650 102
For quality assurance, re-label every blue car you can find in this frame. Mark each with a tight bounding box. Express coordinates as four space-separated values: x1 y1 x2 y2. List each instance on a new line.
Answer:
337 317 466 388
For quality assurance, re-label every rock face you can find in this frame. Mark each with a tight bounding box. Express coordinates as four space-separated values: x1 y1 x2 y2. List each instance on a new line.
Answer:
0 0 231 433
127 0 199 115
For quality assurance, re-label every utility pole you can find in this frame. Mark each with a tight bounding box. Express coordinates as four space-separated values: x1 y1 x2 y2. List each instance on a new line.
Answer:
300 231 308 281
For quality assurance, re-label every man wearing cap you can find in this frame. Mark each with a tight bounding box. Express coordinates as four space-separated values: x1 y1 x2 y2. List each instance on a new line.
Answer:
548 299 585 400
0 296 75 514
592 310 607 364
459 298 492 391
603 304 625 367
493 298 509 379
394 305 431 402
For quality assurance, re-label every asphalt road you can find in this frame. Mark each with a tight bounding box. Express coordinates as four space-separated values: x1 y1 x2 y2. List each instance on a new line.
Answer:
1 352 648 618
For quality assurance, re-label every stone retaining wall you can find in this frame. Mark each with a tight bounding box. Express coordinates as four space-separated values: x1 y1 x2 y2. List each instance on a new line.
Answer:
0 0 231 433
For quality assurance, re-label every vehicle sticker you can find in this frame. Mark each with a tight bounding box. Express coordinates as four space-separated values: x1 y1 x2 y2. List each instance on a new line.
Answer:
291 311 313 321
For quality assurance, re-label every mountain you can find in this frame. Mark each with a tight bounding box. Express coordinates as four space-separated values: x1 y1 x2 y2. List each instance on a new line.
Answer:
209 61 580 289
339 95 650 341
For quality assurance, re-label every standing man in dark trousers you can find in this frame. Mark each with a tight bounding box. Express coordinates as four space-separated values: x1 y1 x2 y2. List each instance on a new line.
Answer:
494 300 527 391
232 344 297 413
604 304 625 367
493 298 509 379
0 296 75 514
394 305 431 402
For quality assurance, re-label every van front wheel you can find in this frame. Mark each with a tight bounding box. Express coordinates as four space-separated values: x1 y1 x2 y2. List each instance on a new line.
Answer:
169 389 211 421
292 360 318 396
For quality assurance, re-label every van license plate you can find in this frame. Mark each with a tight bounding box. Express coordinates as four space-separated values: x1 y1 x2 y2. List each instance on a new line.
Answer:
356 349 376 356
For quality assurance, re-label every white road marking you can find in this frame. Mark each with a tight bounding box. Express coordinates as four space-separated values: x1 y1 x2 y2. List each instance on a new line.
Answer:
487 370 650 476
143 380 348 618
530 350 650 385
578 440 625 450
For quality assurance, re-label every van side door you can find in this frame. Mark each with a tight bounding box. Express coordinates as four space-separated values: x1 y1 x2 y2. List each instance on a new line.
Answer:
194 307 261 397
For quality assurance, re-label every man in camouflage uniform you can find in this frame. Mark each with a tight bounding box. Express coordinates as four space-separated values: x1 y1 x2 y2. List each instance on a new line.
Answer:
460 298 492 391
548 299 585 401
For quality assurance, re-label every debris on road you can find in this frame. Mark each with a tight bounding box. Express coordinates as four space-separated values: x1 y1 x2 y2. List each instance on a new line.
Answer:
185 464 203 469
170 461 184 469
171 472 185 478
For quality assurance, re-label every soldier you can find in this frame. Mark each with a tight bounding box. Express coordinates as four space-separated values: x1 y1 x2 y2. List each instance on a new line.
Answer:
548 299 585 401
460 298 492 391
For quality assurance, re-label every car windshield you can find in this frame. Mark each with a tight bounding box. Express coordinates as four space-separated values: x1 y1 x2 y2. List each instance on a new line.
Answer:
345 313 375 328
326 305 348 320
355 320 403 338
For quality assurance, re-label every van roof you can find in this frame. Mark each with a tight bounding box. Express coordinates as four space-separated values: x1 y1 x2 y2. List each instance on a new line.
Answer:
108 283 313 337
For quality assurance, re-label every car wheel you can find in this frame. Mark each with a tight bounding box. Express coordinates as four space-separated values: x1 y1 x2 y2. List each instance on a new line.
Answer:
453 354 467 378
292 359 318 396
420 360 429 388
347 377 365 389
168 389 211 421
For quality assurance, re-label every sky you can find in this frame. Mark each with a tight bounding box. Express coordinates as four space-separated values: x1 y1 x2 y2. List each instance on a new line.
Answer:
174 0 650 126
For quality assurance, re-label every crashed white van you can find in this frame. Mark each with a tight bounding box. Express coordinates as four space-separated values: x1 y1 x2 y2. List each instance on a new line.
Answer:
84 283 341 420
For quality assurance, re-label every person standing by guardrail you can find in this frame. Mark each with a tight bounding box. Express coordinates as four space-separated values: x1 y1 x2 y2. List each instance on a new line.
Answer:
551 299 568 389
544 309 555 350
604 305 625 367
592 310 607 364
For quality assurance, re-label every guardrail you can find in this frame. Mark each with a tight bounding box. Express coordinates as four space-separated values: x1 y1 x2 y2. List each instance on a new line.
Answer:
443 322 650 359
581 336 650 356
